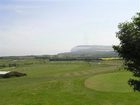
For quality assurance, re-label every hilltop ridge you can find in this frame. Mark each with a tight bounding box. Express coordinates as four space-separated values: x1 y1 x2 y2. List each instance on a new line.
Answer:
57 45 117 58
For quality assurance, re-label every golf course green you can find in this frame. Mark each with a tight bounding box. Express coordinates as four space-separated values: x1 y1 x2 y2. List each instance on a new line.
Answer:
85 71 133 92
0 60 140 105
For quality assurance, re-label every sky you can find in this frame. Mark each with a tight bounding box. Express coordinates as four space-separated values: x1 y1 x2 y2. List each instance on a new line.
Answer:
0 0 139 56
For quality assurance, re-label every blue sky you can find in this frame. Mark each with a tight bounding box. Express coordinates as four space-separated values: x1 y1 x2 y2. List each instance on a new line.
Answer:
0 0 139 56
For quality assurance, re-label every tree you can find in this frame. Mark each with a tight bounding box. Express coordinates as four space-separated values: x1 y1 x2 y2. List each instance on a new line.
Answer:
113 13 140 91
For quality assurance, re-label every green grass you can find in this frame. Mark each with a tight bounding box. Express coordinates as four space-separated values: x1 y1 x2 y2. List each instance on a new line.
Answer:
0 60 140 105
85 71 133 92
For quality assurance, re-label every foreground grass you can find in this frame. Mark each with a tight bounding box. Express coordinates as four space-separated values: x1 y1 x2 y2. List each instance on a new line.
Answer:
0 60 140 105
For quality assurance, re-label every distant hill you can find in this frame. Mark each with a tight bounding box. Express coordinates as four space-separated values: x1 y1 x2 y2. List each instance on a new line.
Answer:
71 45 114 53
57 45 118 58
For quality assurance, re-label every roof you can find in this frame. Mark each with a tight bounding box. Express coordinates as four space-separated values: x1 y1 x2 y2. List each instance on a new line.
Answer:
0 71 10 75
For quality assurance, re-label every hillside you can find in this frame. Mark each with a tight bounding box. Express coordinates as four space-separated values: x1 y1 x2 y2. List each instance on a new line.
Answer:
57 45 118 58
71 45 113 53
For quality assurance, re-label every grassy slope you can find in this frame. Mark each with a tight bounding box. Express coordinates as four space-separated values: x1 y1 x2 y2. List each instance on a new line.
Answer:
0 60 140 105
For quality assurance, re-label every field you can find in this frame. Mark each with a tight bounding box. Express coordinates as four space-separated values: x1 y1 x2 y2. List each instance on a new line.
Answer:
0 59 140 105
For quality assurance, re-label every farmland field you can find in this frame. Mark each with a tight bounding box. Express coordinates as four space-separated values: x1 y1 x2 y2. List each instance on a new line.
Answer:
0 59 140 105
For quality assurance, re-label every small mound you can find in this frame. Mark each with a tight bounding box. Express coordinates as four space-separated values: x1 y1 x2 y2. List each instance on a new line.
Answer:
0 71 26 78
85 72 133 92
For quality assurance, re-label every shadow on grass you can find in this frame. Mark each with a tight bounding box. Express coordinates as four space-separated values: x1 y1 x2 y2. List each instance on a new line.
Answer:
128 79 140 92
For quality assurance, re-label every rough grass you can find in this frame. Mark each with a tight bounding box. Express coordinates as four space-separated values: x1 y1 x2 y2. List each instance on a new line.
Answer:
0 60 140 105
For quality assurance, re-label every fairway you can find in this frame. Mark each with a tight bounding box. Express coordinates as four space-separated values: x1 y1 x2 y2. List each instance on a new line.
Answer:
85 72 133 92
0 60 140 105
